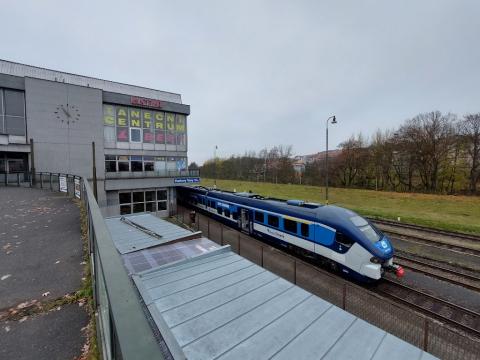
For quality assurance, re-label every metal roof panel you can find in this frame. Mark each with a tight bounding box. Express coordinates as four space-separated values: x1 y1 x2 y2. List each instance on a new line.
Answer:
133 248 437 360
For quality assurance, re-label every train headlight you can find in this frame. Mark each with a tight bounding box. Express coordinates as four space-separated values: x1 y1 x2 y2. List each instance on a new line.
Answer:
370 257 382 264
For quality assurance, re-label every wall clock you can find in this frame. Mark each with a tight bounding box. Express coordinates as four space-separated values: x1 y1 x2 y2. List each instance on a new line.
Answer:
54 104 80 124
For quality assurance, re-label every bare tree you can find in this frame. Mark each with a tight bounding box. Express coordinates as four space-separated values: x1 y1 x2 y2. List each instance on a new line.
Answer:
460 113 480 193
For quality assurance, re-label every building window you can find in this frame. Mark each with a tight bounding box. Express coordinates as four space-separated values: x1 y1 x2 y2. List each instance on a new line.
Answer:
254 211 264 223
103 104 187 148
144 156 154 171
284 219 297 233
105 155 117 172
130 156 143 172
119 188 168 215
268 215 279 228
118 156 130 171
0 89 26 136
130 128 142 143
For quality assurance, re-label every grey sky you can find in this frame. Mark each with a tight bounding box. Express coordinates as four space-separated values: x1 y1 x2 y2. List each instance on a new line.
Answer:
3 1 480 164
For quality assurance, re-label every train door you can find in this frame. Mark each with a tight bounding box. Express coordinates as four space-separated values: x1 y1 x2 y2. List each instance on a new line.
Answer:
240 208 251 233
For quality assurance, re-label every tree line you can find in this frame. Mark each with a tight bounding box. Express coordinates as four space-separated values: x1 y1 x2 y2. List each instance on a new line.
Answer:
197 111 480 194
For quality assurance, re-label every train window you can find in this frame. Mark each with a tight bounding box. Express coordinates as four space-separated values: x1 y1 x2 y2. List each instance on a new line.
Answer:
301 223 309 237
336 232 354 247
232 212 238 220
224 209 230 217
217 207 223 215
359 225 381 243
268 215 279 228
284 219 297 233
254 211 264 223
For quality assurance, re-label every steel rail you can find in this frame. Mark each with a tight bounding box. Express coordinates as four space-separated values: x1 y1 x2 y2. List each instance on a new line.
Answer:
371 218 480 242
394 256 480 293
376 278 480 336
387 231 480 258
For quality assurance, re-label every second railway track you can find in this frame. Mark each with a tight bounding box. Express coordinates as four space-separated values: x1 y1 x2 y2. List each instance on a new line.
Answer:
394 253 480 292
373 278 480 336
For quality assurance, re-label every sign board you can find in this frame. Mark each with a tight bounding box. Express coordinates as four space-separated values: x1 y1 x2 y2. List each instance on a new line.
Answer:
74 178 81 199
59 175 68 193
174 178 200 184
131 96 162 109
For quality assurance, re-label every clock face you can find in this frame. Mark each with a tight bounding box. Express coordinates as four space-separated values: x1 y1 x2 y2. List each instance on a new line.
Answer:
54 104 81 124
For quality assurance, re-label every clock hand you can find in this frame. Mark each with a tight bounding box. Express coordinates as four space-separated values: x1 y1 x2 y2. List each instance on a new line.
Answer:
61 105 71 117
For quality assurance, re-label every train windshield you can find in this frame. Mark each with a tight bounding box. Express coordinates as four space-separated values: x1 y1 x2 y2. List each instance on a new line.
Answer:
350 216 381 243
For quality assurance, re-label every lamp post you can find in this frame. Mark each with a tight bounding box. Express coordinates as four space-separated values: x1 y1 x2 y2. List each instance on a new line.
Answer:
214 145 218 188
325 115 337 204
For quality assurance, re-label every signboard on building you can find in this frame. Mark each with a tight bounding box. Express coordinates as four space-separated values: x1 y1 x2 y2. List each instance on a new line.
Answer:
131 96 162 109
174 178 200 184
59 175 68 193
74 178 81 199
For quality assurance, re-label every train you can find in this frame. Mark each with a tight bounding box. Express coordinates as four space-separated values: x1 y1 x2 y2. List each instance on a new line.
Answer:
177 185 404 282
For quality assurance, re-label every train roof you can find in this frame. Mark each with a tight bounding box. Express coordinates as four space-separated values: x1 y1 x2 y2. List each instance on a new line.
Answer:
179 186 359 230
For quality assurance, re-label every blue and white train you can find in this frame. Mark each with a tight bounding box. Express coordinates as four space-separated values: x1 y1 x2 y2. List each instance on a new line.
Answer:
177 186 404 282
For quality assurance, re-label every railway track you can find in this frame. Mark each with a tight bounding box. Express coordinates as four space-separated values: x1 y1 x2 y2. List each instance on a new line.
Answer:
374 278 480 336
370 218 480 243
394 254 480 292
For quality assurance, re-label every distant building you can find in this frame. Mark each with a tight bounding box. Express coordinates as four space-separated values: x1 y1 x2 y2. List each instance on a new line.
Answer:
0 59 198 216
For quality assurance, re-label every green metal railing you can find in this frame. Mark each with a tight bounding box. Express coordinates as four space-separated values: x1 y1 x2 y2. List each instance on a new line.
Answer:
1 172 165 359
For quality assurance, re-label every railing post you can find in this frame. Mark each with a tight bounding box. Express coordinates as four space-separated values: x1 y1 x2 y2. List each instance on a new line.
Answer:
220 223 224 245
40 173 43 188
17 173 20 186
4 173 7 186
423 318 429 351
30 138 36 185
49 173 53 190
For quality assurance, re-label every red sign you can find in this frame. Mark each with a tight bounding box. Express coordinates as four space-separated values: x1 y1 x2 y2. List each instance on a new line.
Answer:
131 96 162 109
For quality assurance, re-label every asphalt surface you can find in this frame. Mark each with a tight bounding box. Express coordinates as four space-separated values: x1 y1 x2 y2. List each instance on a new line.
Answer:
0 187 87 360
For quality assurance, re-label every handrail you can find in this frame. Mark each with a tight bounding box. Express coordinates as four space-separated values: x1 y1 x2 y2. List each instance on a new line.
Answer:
82 180 164 359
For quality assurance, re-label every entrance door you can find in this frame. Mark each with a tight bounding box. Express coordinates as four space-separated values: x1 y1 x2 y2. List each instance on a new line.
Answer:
240 208 250 233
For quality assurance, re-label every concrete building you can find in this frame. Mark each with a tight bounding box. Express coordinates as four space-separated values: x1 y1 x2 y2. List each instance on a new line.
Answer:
0 59 198 216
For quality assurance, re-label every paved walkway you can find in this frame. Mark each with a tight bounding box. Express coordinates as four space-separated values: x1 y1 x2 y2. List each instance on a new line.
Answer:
0 187 88 360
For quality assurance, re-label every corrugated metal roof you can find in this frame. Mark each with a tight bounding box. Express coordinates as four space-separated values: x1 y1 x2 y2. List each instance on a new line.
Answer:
0 59 182 103
133 247 437 360
105 214 202 254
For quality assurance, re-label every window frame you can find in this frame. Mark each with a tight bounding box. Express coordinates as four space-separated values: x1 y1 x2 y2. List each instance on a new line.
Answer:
254 211 265 223
267 215 279 228
284 218 298 234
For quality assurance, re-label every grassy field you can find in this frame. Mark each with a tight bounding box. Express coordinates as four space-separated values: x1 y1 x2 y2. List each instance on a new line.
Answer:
200 178 480 235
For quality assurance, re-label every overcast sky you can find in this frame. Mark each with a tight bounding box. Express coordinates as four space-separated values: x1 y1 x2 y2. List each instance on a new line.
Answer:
3 1 480 164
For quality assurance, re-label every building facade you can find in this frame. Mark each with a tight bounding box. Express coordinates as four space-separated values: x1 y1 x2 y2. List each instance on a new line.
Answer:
0 59 198 216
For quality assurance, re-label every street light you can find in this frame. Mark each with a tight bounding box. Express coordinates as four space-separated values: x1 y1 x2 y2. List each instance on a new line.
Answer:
325 115 337 205
214 145 218 188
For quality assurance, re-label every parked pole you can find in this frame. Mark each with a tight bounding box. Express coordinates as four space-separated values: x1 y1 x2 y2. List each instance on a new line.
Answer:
30 138 36 185
325 115 337 205
92 141 98 200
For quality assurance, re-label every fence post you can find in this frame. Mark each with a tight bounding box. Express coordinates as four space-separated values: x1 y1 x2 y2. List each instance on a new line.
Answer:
423 318 429 351
220 224 224 245
4 173 7 186
17 173 20 186
49 173 53 190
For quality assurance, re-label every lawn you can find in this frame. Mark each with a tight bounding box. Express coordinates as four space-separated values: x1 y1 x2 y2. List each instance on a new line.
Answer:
200 179 480 235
